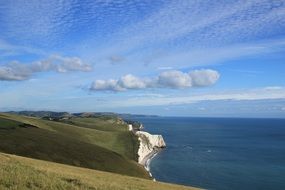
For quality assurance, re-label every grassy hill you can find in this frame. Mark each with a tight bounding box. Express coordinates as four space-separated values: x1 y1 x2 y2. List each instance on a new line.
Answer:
0 152 198 190
0 112 148 178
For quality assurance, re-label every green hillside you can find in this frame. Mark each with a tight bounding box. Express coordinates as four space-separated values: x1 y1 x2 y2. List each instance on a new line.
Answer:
0 153 198 190
0 113 148 178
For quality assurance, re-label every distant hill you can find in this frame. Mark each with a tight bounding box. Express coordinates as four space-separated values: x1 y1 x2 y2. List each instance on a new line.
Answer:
7 111 126 123
8 111 72 118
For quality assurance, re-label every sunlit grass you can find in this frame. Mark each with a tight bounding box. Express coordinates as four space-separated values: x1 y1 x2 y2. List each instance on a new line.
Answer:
0 153 198 190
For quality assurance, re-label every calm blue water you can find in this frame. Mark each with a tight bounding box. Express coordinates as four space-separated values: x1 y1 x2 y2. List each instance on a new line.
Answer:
132 117 285 190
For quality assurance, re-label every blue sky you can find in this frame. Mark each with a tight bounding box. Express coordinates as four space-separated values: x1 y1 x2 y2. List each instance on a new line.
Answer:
0 0 285 117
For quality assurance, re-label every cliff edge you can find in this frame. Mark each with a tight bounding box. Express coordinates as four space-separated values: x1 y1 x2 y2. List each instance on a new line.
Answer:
136 131 166 165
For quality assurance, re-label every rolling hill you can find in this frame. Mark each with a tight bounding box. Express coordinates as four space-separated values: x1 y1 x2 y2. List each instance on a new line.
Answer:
0 112 147 178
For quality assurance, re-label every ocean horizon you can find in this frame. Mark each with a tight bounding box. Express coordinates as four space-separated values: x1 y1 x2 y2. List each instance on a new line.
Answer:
131 116 285 190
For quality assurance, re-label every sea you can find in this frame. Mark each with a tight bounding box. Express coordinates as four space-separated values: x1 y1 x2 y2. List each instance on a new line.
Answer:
131 116 285 190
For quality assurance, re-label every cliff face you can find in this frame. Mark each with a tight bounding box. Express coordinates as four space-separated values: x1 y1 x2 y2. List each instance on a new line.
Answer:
136 131 166 165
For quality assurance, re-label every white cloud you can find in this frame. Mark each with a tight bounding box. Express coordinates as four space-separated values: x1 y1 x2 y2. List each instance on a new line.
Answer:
91 79 123 92
0 66 28 81
189 69 220 86
117 74 147 89
48 55 92 72
157 70 192 88
0 55 92 81
90 69 220 91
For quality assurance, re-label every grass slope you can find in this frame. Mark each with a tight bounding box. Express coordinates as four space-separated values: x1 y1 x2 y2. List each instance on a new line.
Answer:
0 153 199 190
0 113 148 178
61 117 140 161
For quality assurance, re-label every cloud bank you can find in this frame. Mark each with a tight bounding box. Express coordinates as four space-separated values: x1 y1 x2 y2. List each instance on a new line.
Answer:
90 69 220 92
0 55 92 81
134 86 285 107
90 86 285 108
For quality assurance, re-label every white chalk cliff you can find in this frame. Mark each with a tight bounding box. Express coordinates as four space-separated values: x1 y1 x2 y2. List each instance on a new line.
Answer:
136 131 166 165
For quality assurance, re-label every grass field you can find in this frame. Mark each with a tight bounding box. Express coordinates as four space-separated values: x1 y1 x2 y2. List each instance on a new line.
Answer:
0 113 148 178
62 117 140 161
0 153 199 190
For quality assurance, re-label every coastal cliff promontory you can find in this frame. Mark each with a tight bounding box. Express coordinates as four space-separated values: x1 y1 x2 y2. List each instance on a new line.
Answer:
136 131 166 165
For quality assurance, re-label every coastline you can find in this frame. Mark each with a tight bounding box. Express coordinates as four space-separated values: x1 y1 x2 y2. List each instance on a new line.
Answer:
142 148 161 180
128 123 166 180
141 147 160 169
